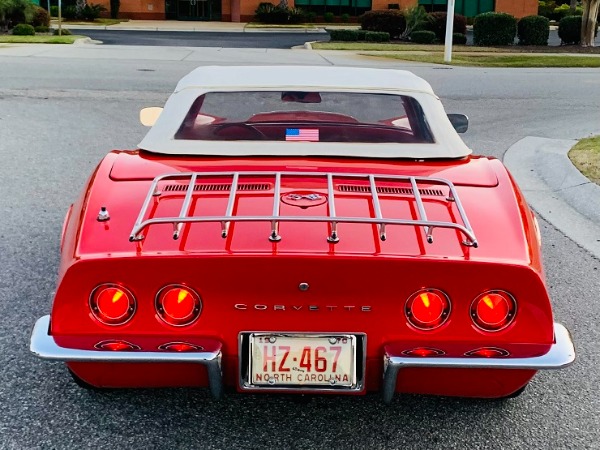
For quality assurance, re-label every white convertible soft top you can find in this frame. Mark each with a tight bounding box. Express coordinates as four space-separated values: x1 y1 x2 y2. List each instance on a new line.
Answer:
139 66 472 159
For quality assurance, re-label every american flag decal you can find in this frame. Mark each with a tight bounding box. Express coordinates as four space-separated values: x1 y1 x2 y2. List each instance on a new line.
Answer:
285 128 319 142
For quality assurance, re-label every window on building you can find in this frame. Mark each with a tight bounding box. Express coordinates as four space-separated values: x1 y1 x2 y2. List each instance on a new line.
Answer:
294 0 372 17
418 0 494 17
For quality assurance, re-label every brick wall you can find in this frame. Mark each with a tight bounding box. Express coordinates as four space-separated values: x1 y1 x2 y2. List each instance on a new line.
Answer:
495 0 538 18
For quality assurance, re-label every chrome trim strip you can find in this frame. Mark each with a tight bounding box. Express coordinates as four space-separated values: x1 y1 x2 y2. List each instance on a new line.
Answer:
381 322 575 404
30 316 223 399
238 331 367 393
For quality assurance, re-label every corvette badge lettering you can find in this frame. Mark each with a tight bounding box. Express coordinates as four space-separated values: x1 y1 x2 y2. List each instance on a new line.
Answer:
234 304 371 312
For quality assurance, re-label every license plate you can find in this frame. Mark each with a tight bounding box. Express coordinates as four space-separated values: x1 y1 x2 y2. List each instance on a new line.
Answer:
249 334 356 388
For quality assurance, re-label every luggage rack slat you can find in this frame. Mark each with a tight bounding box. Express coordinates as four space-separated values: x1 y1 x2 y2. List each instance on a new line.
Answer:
221 172 239 238
368 175 386 241
128 171 478 248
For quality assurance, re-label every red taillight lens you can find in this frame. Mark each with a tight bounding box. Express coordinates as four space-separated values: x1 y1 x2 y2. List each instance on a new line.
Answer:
90 284 136 326
405 289 450 330
402 347 445 357
156 285 202 326
158 342 204 352
471 291 516 332
95 340 140 351
465 347 510 358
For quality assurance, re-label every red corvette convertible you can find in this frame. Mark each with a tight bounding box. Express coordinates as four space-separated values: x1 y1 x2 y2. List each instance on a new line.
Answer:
30 66 574 402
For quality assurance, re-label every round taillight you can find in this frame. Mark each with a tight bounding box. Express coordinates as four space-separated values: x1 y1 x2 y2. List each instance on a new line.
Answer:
405 289 450 330
90 284 136 326
471 290 516 332
156 285 202 326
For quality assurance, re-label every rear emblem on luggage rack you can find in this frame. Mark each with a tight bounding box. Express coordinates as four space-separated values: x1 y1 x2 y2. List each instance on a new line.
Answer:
282 191 327 209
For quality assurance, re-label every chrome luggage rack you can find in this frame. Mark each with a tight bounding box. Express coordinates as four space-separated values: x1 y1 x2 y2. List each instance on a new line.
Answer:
129 171 478 248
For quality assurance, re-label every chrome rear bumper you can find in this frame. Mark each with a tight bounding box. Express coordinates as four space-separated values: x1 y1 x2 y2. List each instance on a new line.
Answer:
382 322 575 403
29 315 223 399
31 316 574 404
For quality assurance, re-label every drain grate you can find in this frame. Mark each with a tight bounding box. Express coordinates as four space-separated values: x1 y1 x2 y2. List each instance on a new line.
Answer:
338 185 444 196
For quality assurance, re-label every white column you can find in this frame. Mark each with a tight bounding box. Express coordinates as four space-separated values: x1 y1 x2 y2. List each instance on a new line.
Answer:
443 0 456 63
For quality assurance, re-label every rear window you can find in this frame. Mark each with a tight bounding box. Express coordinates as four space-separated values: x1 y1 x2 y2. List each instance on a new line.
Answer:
175 91 434 144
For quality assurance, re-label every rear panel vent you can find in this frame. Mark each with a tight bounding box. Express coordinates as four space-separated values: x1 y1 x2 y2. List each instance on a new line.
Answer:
163 183 271 192
337 185 444 196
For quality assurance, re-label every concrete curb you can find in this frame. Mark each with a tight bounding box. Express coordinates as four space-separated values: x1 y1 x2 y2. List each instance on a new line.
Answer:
73 37 101 45
504 136 600 259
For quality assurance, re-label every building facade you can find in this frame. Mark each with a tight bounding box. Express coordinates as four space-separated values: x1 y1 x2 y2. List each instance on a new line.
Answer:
105 0 537 23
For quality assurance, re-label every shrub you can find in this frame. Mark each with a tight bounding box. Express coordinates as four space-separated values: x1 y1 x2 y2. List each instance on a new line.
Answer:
30 6 50 27
557 15 598 44
12 23 35 35
453 32 467 45
53 27 72 35
410 30 436 44
288 7 305 24
306 11 317 23
34 25 50 33
473 12 517 46
81 3 106 20
359 9 406 39
538 1 557 20
323 12 334 23
62 5 78 19
425 12 467 41
553 3 583 20
341 13 350 23
558 15 581 44
356 29 366 40
518 15 549 45
328 29 359 41
365 31 390 42
254 3 288 24
50 5 59 17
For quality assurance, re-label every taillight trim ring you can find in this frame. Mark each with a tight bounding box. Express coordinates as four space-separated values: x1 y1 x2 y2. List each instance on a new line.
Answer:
89 283 137 326
155 284 203 327
404 288 452 331
470 290 517 333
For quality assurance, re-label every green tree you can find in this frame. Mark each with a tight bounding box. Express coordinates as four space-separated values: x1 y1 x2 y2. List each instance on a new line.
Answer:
0 0 34 31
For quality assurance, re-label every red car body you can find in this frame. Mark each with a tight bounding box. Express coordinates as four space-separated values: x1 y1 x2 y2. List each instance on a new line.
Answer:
30 67 574 402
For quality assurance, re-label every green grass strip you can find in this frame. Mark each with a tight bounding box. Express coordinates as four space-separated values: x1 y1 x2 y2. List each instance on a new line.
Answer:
569 136 600 185
0 35 84 44
362 52 600 68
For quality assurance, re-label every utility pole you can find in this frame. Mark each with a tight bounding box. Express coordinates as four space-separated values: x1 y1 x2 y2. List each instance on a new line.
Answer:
444 0 456 63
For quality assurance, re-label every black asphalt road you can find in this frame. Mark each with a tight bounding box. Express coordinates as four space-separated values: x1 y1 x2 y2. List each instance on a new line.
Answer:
74 28 599 48
78 29 329 48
